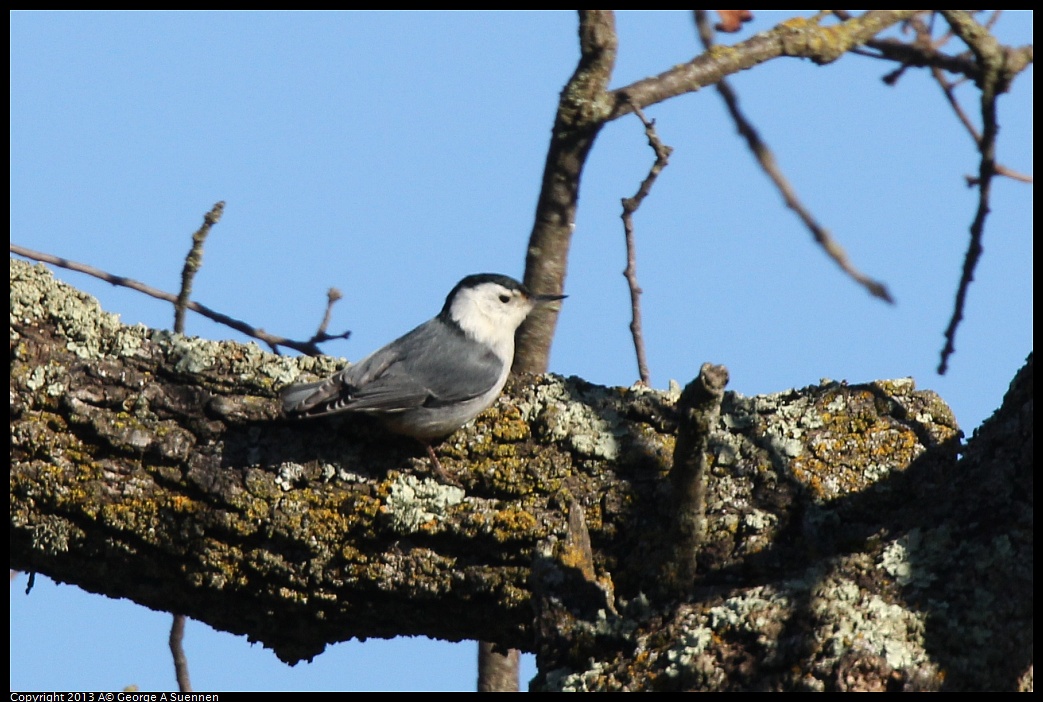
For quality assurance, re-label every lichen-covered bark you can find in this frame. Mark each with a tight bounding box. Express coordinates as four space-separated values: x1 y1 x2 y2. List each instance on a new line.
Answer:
10 259 1031 689
535 356 1032 691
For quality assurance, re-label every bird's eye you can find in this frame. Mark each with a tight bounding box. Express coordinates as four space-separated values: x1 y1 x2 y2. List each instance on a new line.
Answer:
499 294 510 303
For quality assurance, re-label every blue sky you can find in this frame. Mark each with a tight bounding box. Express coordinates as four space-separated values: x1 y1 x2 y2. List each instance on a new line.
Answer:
10 10 1032 692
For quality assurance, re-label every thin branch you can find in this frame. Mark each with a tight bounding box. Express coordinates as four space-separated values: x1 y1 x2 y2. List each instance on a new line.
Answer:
836 10 978 79
620 101 673 385
694 10 894 304
170 614 192 692
966 164 1032 186
930 66 1034 185
934 68 984 138
174 201 224 334
851 37 981 79
10 244 349 356
889 15 1034 186
874 12 953 86
937 11 1005 374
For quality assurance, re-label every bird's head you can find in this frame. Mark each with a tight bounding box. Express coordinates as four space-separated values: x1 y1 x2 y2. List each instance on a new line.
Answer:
440 273 566 357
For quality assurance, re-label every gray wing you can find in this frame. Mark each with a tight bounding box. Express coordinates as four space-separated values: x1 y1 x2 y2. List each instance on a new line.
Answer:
281 319 503 417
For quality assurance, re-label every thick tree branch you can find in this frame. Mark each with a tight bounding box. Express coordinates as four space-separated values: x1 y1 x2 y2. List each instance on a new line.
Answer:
516 10 617 373
11 260 1031 689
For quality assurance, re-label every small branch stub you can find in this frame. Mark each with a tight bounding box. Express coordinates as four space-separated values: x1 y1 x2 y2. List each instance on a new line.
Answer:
662 362 729 599
175 201 224 334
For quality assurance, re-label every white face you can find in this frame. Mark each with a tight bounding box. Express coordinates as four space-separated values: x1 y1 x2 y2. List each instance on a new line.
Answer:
448 282 535 356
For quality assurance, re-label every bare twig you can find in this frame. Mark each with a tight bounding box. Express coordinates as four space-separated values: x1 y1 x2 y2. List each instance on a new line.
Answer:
982 9 1004 31
845 10 1033 131
620 101 673 385
966 164 1032 186
853 36 981 81
889 16 1034 186
931 66 1034 185
933 68 985 136
175 201 224 334
170 614 192 692
937 11 1006 375
10 244 349 356
316 288 344 338
694 10 894 304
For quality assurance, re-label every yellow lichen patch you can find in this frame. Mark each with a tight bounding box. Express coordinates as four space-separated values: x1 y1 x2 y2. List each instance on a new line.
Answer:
781 16 812 29
787 384 940 501
789 457 829 500
339 543 368 564
97 495 167 534
490 443 519 459
489 506 538 541
345 493 383 523
469 454 536 492
489 403 532 442
270 488 356 543
556 540 595 580
705 43 738 63
168 494 199 513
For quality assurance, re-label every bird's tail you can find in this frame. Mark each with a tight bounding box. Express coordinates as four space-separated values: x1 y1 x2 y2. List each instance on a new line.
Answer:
281 377 340 416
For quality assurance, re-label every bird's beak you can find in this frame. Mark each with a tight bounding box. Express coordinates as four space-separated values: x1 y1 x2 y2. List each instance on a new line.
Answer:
531 292 567 306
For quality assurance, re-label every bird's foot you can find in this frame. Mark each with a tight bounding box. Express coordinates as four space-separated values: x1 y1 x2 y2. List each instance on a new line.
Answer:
424 443 463 487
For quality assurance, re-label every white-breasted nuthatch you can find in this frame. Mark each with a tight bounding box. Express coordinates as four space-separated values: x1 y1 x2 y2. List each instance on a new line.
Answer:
281 273 566 481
